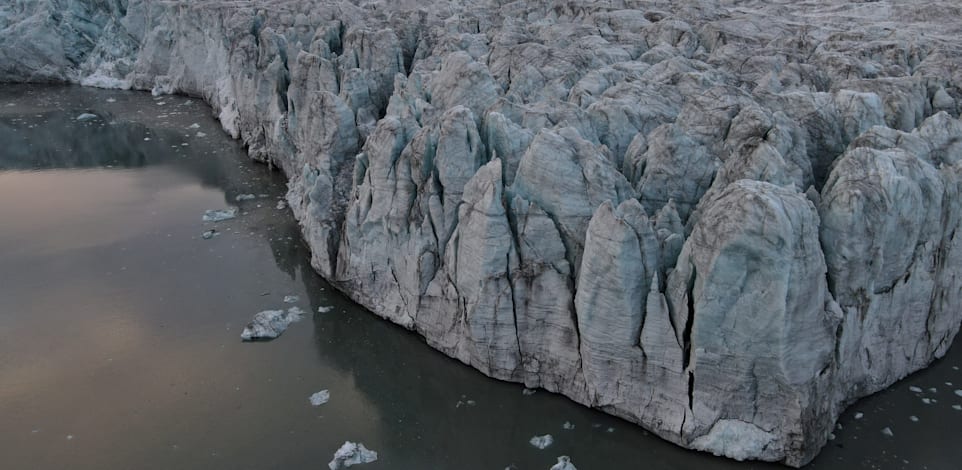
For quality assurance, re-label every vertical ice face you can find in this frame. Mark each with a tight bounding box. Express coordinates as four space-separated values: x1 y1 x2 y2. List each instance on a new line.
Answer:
3 0 961 466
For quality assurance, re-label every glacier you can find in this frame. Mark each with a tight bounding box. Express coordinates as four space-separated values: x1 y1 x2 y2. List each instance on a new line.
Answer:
2 0 961 465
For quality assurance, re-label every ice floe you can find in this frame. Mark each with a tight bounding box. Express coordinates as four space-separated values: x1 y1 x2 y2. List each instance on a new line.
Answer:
549 456 577 470
240 309 303 341
202 208 237 222
328 442 378 469
529 434 553 449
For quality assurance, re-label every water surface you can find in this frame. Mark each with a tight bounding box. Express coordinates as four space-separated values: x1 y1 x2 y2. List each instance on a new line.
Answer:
0 85 958 470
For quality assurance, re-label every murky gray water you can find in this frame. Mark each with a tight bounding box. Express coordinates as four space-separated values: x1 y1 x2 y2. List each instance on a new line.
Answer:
0 85 958 470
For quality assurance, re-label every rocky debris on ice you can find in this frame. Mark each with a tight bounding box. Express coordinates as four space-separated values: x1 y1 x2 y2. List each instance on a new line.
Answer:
309 390 330 406
5 0 962 466
240 309 303 341
549 456 577 470
529 434 554 449
328 442 377 470
202 208 237 222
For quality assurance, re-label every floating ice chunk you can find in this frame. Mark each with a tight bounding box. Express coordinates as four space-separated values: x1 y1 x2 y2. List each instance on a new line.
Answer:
953 405 961 411
106 98 116 103
955 389 962 397
240 309 303 341
928 387 938 393
522 388 537 396
328 442 378 470
188 123 200 129
529 434 553 449
287 306 305 316
76 113 98 121
854 412 863 420
202 208 237 222
283 295 300 304
909 415 919 422
318 305 334 313
202 229 218 240
66 435 74 440
562 421 575 430
922 398 932 404
549 456 577 470
606 427 614 433
276 199 288 210
881 427 894 437
235 194 257 202
309 390 330 406
909 386 923 393
196 132 207 137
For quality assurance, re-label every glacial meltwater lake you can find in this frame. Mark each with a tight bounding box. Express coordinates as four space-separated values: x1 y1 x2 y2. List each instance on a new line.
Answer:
0 85 959 470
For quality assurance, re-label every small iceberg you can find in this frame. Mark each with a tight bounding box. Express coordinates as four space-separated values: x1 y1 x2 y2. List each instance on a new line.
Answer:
550 456 577 470
202 208 237 222
881 427 894 437
309 390 330 406
529 434 553 449
240 309 303 341
76 113 98 121
328 442 378 469
276 199 289 210
283 295 300 304
562 421 575 430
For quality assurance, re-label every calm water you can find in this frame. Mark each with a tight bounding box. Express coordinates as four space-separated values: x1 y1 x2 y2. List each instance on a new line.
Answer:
0 85 958 470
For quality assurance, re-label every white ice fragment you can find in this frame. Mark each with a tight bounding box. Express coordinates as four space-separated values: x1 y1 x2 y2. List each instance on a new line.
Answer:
828 433 835 441
143 137 151 141
529 434 553 449
309 390 330 406
953 405 961 411
287 306 305 316
276 199 288 210
318 305 334 313
881 427 893 437
106 98 116 103
235 194 257 202
562 421 575 430
66 435 74 440
240 309 303 341
854 412 863 420
188 123 200 129
955 389 962 397
909 386 923 393
909 415 919 422
549 456 577 470
522 388 537 396
928 387 937 393
328 442 378 470
196 132 207 137
606 427 614 433
202 208 237 222
202 229 218 240
76 113 97 121
284 295 300 304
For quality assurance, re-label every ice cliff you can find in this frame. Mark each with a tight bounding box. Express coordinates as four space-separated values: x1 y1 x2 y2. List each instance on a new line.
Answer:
3 0 961 465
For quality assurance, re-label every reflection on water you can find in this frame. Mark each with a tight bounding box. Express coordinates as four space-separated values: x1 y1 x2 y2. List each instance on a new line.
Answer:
0 85 958 470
